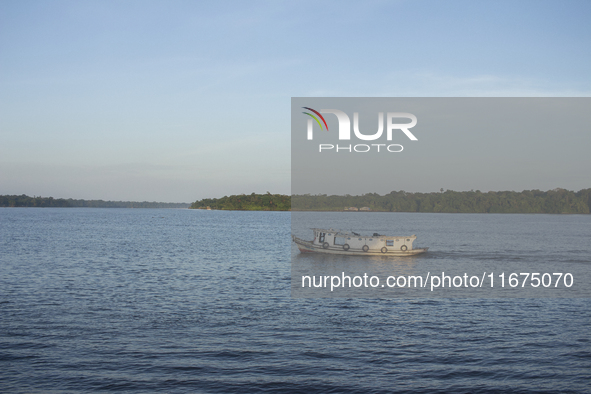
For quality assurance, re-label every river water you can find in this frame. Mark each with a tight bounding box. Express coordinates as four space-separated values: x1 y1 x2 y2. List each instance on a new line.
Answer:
1 208 590 393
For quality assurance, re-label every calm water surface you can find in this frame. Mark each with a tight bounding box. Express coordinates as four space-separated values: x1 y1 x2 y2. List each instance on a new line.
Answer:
1 208 590 393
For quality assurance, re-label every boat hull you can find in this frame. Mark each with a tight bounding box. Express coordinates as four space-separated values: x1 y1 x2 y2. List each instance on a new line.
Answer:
292 236 428 256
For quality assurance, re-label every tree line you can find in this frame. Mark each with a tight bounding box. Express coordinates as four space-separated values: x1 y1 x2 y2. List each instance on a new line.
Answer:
292 188 591 214
5 189 590 213
0 195 189 208
190 192 291 211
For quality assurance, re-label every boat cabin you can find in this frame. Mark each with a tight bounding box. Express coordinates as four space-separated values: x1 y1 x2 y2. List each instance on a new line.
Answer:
311 228 416 251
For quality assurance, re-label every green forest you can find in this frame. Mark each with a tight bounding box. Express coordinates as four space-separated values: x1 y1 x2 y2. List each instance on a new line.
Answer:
0 195 189 208
4 189 591 213
190 193 291 211
292 188 591 214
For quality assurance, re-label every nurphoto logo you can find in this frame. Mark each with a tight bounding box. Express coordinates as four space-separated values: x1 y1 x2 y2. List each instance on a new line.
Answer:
302 107 418 153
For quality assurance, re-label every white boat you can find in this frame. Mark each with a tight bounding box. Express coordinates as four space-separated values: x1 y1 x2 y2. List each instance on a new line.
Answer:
292 228 428 256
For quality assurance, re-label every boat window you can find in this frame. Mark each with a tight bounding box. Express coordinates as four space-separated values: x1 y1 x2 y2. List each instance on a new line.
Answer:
319 233 325 243
358 238 362 241
347 237 351 240
369 239 373 241
386 240 394 246
334 237 346 245
406 239 410 241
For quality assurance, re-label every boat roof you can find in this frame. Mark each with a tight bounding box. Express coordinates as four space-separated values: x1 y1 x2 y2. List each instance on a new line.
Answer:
311 228 416 239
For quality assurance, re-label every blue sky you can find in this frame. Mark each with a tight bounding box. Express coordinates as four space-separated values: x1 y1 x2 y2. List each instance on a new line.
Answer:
1 0 590 202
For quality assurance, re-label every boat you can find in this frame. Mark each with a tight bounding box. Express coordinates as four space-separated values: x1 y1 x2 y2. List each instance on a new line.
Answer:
292 228 428 256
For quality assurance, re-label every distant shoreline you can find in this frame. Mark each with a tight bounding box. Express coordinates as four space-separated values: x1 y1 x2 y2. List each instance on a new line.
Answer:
291 188 591 214
3 188 590 213
190 193 290 211
0 195 189 209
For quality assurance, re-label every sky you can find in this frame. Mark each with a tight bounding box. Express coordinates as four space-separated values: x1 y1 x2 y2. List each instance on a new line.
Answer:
1 0 590 202
291 98 591 196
